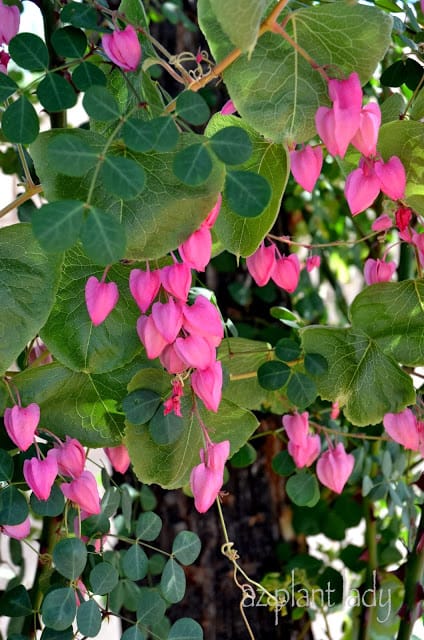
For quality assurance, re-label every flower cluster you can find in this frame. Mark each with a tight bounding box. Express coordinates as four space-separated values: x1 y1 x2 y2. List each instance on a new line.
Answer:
282 411 354 494
289 72 406 216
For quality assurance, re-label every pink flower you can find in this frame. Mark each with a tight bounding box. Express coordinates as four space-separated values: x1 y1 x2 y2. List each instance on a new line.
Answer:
383 408 421 451
246 242 276 287
0 0 20 45
178 225 212 271
151 298 183 344
374 156 406 201
351 102 381 157
85 276 119 326
160 263 192 301
289 145 323 192
163 379 184 417
220 100 236 115
288 435 321 468
2 517 31 540
174 335 216 370
191 361 223 412
190 440 230 513
282 412 310 446
159 343 187 374
306 255 321 272
0 50 10 74
316 443 355 494
204 194 222 228
61 470 101 515
105 445 130 474
4 403 40 451
363 258 396 285
345 160 381 216
182 296 223 345
315 72 362 158
54 437 85 478
272 254 300 293
395 206 412 232
129 267 160 313
101 24 141 72
136 315 168 359
372 214 392 232
330 402 340 420
24 450 58 501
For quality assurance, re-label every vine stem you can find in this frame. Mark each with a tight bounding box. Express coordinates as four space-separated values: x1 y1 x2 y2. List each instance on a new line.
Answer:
268 229 381 250
187 0 290 93
396 505 424 640
0 185 43 220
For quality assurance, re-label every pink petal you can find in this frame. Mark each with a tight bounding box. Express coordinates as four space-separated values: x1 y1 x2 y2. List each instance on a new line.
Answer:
85 276 119 326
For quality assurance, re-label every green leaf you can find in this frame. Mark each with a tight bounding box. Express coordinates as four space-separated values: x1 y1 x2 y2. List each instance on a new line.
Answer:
149 116 179 152
304 353 328 375
40 246 140 373
31 200 85 253
136 511 162 541
81 207 126 265
0 585 33 617
173 143 213 186
31 128 224 260
123 389 161 425
275 338 301 363
90 562 119 595
101 486 120 517
209 126 253 165
286 372 317 410
41 588 77 631
140 485 157 511
81 513 110 537
122 118 156 152
257 361 290 390
160 558 186 603
2 97 39 144
0 224 62 374
272 450 296 477
37 74 77 112
209 0 266 53
136 589 166 626
286 471 320 507
61 2 99 29
300 328 415 426
168 618 203 640
126 397 258 489
121 626 146 640
351 281 424 366
100 155 146 199
6 361 140 446
176 91 210 125
149 409 185 445
51 26 87 58
41 627 74 640
47 134 98 177
199 0 392 142
172 531 201 566
0 72 18 102
30 484 64 517
122 545 149 581
0 449 13 482
83 85 121 121
225 170 271 218
72 62 107 91
9 33 49 70
230 442 257 468
207 114 288 256
53 538 87 580
76 600 102 638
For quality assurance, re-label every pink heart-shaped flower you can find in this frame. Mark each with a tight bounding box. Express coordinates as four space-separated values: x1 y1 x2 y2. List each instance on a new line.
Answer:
85 276 119 326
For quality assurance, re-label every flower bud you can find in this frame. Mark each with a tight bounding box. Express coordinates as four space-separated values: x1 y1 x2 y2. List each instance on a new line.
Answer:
190 440 230 513
272 254 300 293
105 445 131 474
102 24 141 72
55 437 85 478
288 434 321 468
246 242 276 287
383 408 420 451
363 258 396 285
